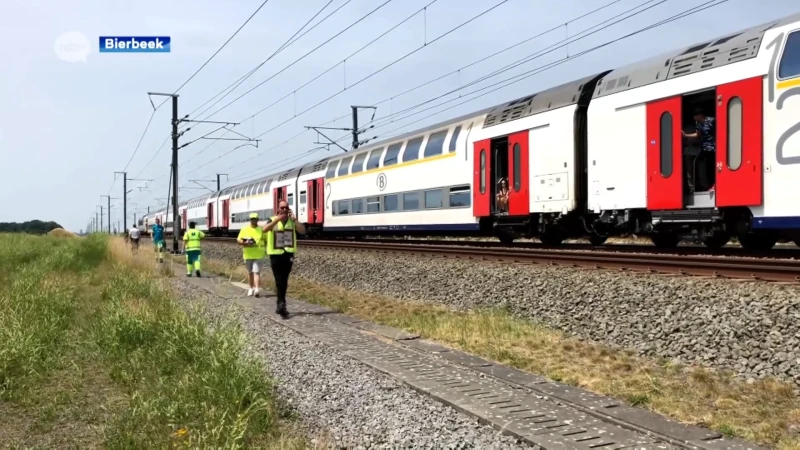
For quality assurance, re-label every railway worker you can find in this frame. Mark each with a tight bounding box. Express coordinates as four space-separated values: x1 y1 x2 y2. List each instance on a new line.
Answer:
128 225 140 253
682 108 716 192
152 218 166 263
237 213 266 298
262 200 305 318
182 221 205 277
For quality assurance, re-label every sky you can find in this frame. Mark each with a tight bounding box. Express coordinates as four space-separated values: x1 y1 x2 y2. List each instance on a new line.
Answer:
1 0 799 233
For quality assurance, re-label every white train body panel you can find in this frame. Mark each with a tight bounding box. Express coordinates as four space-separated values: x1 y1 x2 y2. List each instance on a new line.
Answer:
325 118 477 232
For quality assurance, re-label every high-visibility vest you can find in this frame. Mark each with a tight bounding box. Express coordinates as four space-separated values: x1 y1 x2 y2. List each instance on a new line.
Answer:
266 216 297 255
183 229 204 251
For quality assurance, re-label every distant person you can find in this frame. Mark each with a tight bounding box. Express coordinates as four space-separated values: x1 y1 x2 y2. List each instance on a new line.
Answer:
263 200 305 318
182 221 205 277
152 218 166 263
237 213 265 297
128 225 140 252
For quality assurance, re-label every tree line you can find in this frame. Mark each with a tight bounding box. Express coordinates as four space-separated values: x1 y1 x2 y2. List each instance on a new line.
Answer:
0 220 64 234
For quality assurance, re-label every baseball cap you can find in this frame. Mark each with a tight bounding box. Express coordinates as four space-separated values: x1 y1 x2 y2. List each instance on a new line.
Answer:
249 213 259 219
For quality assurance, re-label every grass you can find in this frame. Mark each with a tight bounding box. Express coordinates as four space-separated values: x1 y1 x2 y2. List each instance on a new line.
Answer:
199 255 800 450
0 233 307 449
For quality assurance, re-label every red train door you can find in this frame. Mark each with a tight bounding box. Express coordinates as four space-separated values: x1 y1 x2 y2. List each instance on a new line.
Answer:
207 203 214 228
507 130 530 216
222 199 230 228
273 187 287 212
306 180 315 223
715 77 763 207
315 178 325 223
646 96 683 210
181 208 188 230
472 139 492 217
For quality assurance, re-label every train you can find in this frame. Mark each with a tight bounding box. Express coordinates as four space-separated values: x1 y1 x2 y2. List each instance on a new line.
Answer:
142 11 800 251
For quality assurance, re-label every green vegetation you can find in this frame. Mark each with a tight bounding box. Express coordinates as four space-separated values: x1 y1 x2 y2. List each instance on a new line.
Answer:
0 220 64 234
0 233 303 448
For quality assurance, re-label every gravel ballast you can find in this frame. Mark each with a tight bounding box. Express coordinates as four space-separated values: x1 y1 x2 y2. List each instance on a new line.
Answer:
202 241 800 387
171 279 534 449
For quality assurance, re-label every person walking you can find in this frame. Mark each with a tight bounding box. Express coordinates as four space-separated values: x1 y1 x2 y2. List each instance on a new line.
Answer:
128 225 141 253
182 221 205 277
237 213 266 297
152 218 166 263
263 200 305 318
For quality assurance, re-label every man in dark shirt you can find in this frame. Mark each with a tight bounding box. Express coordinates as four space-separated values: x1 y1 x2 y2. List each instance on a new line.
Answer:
682 108 716 191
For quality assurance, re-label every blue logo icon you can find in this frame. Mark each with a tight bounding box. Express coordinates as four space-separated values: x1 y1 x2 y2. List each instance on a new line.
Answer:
99 36 171 53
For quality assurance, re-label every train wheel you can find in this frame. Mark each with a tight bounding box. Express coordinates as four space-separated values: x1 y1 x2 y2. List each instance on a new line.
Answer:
701 231 730 250
739 233 777 251
497 233 515 245
650 232 680 249
588 233 608 246
539 230 564 246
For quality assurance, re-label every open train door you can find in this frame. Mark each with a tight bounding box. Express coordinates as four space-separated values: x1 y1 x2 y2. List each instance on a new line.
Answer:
472 139 492 217
207 203 214 228
715 76 763 207
646 96 683 210
221 199 230 229
272 186 288 212
507 130 530 216
315 178 325 223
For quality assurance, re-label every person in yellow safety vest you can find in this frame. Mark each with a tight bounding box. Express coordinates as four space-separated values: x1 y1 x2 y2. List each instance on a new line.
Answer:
262 200 305 318
237 212 266 298
183 221 205 277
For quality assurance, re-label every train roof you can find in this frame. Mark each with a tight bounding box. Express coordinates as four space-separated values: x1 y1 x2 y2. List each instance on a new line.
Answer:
592 12 800 99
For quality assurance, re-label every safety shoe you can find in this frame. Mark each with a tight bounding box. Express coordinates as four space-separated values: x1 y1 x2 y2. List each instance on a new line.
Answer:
246 289 254 297
186 273 192 277
254 288 260 298
195 270 201 277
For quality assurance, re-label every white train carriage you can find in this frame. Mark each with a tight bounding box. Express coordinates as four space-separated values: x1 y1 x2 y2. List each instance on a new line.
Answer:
296 158 330 236
323 115 477 236
180 195 212 233
270 168 300 222
587 12 800 249
225 175 277 235
468 74 606 244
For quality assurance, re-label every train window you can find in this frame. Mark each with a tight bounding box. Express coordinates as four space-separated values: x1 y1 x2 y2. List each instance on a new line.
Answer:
659 112 673 177
366 196 380 212
403 192 420 210
449 126 462 153
352 198 364 214
449 186 470 207
265 179 273 191
300 191 307 204
383 194 398 211
727 97 743 170
287 193 294 207
352 152 368 173
513 143 521 192
479 149 486 194
424 189 443 208
336 200 349 215
402 137 423 162
423 130 447 158
337 156 353 176
779 31 800 79
326 161 339 178
366 148 383 170
384 143 402 166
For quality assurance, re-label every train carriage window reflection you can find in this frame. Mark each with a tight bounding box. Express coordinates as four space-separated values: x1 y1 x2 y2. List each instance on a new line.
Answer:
383 143 402 166
403 192 420 210
659 112 673 177
423 130 447 158
383 194 399 211
300 191 307 204
352 198 364 214
449 126 462 153
336 200 349 215
326 161 339 178
727 97 743 170
367 196 380 212
352 152 368 173
337 156 353 176
449 186 471 207
402 137 423 162
479 149 486 194
424 189 443 208
366 148 383 170
779 31 800 79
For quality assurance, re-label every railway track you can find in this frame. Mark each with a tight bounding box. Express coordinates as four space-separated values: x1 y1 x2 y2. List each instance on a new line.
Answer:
294 240 800 283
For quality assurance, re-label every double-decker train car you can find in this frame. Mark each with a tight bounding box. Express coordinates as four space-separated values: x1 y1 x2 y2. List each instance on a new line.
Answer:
142 11 800 250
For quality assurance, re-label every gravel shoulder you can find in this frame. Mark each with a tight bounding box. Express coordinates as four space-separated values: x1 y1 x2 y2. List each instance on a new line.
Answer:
170 277 535 449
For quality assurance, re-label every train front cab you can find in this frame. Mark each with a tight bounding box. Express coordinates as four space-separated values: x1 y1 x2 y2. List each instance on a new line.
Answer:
647 24 800 250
